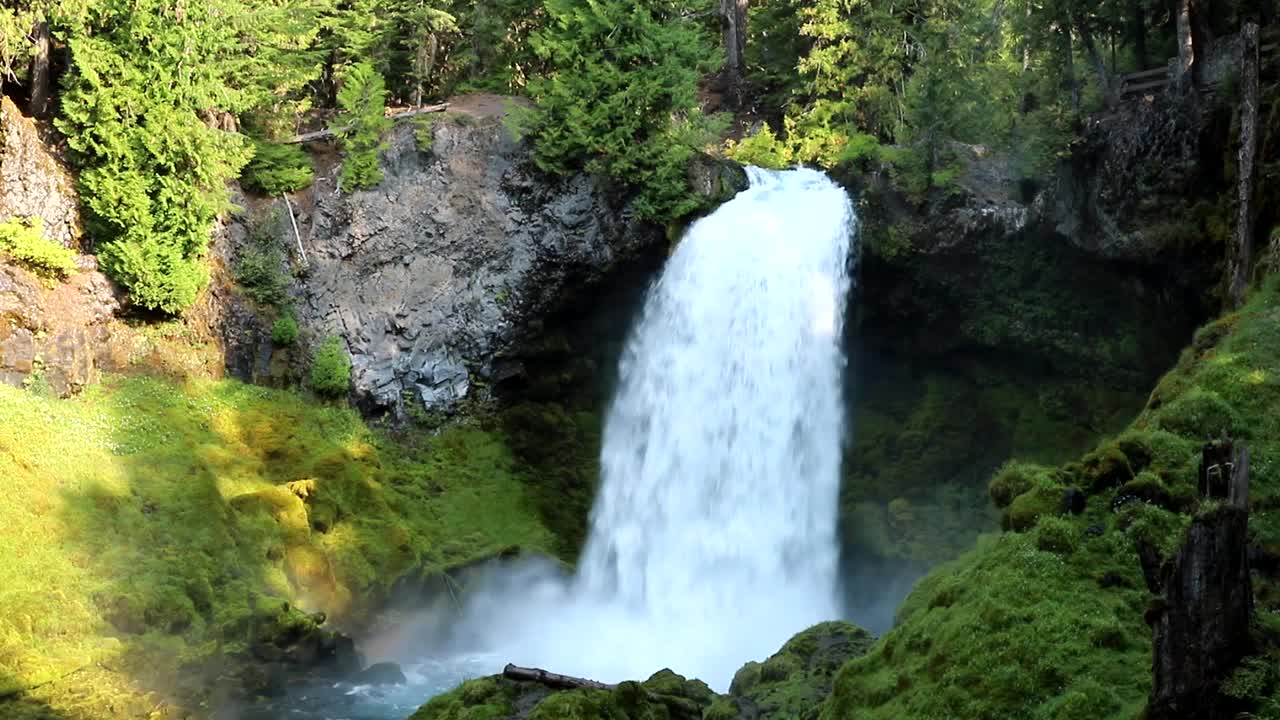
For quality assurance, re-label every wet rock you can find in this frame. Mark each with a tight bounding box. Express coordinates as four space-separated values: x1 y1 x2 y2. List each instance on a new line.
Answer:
0 96 82 248
351 661 407 686
687 153 748 206
1062 488 1087 515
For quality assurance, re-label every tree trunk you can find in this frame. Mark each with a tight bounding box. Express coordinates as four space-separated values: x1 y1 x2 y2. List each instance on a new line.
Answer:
1075 12 1117 105
720 0 748 107
29 19 50 119
503 664 617 691
1228 22 1260 309
1146 442 1252 720
1175 0 1194 84
1131 0 1148 69
1062 24 1080 113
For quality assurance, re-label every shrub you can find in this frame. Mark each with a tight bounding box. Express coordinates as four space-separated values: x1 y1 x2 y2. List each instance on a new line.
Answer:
413 115 440 152
1005 478 1064 532
310 336 352 398
241 140 315 196
989 461 1044 509
235 213 290 308
271 315 299 346
1034 516 1079 554
0 218 77 278
724 125 792 170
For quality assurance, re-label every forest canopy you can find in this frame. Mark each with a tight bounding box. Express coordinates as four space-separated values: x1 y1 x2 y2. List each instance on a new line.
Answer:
0 0 1262 311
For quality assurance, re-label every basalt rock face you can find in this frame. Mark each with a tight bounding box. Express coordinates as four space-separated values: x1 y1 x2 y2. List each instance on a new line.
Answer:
254 117 667 417
0 97 82 247
0 255 133 396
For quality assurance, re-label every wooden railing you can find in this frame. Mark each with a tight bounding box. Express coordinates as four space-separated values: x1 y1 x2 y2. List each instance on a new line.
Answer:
1118 25 1278 99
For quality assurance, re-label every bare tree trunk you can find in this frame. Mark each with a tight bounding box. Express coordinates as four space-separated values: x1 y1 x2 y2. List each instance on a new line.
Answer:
1131 0 1148 69
720 0 748 107
1228 22 1261 308
29 20 50 118
1175 0 1194 84
1075 12 1118 105
503 665 617 691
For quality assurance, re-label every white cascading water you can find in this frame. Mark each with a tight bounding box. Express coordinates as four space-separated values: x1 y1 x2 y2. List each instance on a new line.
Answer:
455 167 856 691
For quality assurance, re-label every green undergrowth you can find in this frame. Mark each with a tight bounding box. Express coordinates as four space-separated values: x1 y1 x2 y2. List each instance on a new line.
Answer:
0 375 554 718
823 278 1280 718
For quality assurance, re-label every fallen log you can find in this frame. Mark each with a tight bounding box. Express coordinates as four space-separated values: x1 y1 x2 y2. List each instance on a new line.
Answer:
286 103 451 144
503 664 617 691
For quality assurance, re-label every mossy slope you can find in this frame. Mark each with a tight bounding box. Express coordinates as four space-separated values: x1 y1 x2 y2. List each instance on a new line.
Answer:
0 376 555 718
823 278 1280 719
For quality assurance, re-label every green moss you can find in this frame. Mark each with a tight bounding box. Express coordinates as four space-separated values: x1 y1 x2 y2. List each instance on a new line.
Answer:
989 461 1045 509
0 217 77 278
0 375 556 716
1032 516 1078 554
825 278 1280 720
704 696 741 720
410 678 517 720
1004 478 1065 532
823 527 1150 720
729 621 874 720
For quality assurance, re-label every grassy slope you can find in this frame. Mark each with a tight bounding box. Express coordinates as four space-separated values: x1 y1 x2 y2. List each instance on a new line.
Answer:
0 375 555 718
824 278 1280 719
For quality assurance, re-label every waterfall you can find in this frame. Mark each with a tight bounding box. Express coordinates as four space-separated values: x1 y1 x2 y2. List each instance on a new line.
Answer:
460 167 856 691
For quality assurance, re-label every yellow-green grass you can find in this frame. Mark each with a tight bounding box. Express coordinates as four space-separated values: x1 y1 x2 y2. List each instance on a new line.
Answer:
823 278 1280 719
0 375 554 718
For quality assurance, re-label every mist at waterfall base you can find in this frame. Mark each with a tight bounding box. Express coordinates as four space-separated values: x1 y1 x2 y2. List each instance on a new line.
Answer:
266 168 860 719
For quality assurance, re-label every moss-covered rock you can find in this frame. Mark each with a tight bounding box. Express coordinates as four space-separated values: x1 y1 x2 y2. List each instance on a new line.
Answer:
823 278 1280 719
726 621 874 720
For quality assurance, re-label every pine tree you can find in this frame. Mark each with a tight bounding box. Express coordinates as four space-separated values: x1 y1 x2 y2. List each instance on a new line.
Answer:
522 0 718 221
56 0 259 313
331 61 392 191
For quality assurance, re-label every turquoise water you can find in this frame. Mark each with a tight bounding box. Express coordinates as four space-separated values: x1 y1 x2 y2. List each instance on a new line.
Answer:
257 654 499 720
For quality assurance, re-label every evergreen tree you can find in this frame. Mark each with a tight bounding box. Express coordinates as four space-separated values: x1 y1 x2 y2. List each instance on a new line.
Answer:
331 61 392 190
521 0 718 221
56 0 259 313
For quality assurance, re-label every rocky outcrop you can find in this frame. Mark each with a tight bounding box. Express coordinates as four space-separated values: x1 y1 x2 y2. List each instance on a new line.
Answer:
221 114 671 416
0 259 132 395
0 97 82 248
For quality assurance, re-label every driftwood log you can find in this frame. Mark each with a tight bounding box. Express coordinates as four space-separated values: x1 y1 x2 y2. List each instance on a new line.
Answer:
286 103 451 144
503 664 617 691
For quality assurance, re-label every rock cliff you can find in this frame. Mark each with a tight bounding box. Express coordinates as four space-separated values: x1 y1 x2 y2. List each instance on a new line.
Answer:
0 97 81 247
216 112 671 417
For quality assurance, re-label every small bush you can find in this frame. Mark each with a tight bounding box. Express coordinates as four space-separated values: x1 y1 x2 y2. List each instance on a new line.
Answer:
271 316 299 346
1005 478 1065 532
724 125 792 170
0 218 77 278
236 213 290 307
413 115 440 152
310 336 352 398
989 461 1044 509
1034 516 1079 554
241 140 315 196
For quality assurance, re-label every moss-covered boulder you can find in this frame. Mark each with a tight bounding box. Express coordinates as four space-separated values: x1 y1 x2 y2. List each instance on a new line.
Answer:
726 621 874 720
412 669 718 720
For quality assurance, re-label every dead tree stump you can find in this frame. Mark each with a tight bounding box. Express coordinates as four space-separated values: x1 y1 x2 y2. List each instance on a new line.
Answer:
1147 441 1253 720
